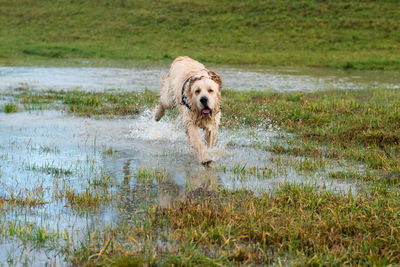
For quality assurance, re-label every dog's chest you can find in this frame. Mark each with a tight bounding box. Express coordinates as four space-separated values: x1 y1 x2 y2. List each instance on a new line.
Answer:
194 116 215 129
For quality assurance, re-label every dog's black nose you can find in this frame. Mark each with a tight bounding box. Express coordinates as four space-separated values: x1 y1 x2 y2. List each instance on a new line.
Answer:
200 96 208 106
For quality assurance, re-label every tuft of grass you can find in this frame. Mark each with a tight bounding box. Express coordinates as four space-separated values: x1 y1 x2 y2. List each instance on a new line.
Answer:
1 187 46 206
5 221 62 247
329 170 375 181
230 163 274 179
39 144 60 154
26 163 73 176
87 171 113 187
63 187 112 208
3 102 18 113
135 167 167 184
103 146 117 156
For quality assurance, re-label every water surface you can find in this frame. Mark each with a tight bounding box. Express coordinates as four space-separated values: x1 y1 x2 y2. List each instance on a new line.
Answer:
1 65 399 92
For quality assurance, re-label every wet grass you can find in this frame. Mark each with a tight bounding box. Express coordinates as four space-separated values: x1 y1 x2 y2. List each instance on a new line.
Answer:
4 221 63 247
222 88 400 171
25 163 73 176
3 102 18 113
87 171 113 188
135 167 167 185
230 163 274 179
1 187 46 207
63 187 112 208
1 1 400 70
8 89 157 117
69 183 400 266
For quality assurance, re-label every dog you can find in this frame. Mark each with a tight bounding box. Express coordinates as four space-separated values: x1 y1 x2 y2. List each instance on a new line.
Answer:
155 56 222 165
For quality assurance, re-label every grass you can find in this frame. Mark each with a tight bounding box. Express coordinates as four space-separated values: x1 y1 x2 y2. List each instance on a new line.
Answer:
25 163 73 176
5 220 62 247
3 102 18 113
1 187 46 206
1 0 400 69
69 184 400 266
135 167 167 185
63 187 112 208
222 88 400 171
13 89 158 117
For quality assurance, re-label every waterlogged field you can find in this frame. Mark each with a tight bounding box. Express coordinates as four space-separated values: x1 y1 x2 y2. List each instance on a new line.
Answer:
1 81 400 265
2 0 400 265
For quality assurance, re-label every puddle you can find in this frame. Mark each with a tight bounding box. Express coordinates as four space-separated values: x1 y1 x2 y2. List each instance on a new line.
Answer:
1 65 400 92
0 109 363 265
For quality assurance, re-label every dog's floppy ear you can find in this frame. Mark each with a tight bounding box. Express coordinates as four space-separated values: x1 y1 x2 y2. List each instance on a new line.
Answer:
188 75 202 92
208 71 222 89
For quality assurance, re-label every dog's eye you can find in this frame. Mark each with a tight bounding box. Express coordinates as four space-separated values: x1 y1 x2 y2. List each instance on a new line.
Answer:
208 88 214 93
195 89 201 94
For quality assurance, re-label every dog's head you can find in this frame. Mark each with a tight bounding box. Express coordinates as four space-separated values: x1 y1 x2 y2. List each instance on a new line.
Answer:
188 71 222 117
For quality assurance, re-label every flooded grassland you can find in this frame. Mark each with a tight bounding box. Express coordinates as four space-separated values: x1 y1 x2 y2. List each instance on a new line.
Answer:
1 68 400 265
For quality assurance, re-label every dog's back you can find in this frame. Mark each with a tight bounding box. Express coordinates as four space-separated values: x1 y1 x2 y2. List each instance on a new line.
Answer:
158 57 206 110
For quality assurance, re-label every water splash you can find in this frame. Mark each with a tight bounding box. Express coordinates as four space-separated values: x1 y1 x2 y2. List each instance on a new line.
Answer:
129 108 186 142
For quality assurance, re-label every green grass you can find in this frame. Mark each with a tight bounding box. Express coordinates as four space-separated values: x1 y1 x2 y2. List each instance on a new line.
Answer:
63 187 112 208
13 89 158 117
135 167 167 184
3 102 18 113
25 163 73 176
1 0 400 69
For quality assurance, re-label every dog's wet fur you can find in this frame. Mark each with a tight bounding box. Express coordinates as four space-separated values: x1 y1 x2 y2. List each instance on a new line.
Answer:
155 56 222 164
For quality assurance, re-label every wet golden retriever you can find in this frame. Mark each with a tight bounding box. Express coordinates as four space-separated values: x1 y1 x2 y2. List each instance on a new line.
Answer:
155 56 222 164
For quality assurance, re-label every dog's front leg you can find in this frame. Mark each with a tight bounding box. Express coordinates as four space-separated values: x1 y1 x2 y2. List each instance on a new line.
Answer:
186 125 212 165
155 103 165 121
205 129 217 148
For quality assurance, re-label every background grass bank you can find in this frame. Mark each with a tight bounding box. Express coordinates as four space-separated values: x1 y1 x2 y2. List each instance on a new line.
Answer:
1 0 400 69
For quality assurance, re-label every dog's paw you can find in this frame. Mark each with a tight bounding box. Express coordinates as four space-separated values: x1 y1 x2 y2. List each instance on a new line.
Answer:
200 158 212 166
155 105 165 121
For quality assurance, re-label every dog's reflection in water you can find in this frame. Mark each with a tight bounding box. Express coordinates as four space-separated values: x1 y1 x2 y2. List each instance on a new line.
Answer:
119 159 218 212
157 167 219 208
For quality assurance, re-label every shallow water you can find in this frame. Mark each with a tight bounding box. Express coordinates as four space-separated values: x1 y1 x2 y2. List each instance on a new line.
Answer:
1 65 399 92
0 109 360 265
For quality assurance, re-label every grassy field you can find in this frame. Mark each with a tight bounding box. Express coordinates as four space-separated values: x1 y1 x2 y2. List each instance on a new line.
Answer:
1 0 400 69
2 87 400 265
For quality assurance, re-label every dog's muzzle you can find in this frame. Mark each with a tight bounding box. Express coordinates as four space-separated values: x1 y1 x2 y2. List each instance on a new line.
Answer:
200 96 212 116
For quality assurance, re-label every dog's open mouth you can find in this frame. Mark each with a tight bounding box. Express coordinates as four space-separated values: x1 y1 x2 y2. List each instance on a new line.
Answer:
201 108 212 116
